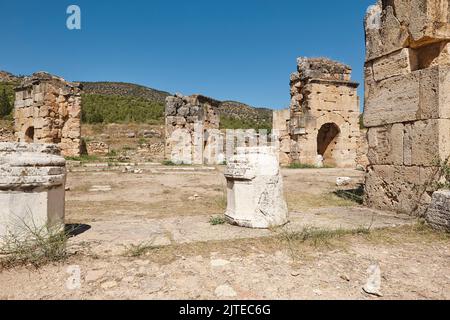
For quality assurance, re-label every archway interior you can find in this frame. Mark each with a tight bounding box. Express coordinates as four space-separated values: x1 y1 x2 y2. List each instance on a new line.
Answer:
317 123 340 167
25 126 35 143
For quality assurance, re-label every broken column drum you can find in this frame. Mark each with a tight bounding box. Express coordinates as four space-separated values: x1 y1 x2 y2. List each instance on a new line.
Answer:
224 147 288 228
0 143 66 239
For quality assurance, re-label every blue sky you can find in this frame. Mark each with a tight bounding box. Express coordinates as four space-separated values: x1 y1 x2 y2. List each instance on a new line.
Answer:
0 0 374 109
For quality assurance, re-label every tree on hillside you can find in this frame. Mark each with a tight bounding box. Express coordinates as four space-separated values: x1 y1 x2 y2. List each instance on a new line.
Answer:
0 88 12 118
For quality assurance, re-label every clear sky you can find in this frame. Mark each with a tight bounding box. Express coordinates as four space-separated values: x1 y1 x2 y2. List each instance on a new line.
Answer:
0 0 374 109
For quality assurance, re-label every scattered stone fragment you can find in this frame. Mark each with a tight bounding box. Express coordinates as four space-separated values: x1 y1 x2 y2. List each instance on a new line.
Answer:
363 264 383 297
210 259 230 268
215 285 237 298
426 190 450 232
336 177 352 186
101 280 118 289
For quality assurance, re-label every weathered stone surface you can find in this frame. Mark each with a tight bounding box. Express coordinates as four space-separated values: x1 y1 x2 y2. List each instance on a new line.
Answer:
364 66 450 127
14 72 82 157
165 94 222 165
364 165 437 214
365 0 450 62
0 143 66 239
274 57 361 168
426 190 450 232
224 147 288 229
86 141 110 156
364 1 450 215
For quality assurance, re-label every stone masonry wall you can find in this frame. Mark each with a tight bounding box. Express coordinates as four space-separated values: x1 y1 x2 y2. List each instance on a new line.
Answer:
165 93 221 165
14 72 82 157
363 0 450 215
274 58 360 168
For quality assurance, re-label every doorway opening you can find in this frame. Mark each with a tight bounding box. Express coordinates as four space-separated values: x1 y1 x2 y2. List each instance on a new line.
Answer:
24 126 35 143
317 123 340 167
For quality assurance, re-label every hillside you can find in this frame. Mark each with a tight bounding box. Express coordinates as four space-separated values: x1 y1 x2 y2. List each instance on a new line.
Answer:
81 82 170 104
0 71 274 129
219 101 272 130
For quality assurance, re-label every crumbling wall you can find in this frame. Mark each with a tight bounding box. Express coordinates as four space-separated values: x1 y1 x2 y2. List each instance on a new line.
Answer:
363 0 450 215
165 93 222 164
274 58 360 168
14 72 82 157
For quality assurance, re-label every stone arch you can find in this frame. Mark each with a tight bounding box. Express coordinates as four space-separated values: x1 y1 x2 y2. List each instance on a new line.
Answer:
317 123 340 167
314 112 352 168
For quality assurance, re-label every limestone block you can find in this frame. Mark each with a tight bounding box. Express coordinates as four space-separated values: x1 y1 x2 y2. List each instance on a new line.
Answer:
0 143 66 240
224 147 288 228
368 119 450 166
365 0 450 61
426 190 450 232
364 164 436 214
273 109 290 132
371 49 415 82
367 124 404 165
364 66 450 126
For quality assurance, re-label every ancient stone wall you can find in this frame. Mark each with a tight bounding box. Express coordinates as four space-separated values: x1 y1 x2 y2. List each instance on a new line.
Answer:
273 58 360 168
363 0 450 215
165 93 222 165
14 72 82 157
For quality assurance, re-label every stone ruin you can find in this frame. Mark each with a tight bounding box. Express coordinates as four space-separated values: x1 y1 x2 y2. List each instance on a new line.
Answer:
273 57 361 168
165 93 223 165
0 143 66 239
224 147 288 228
363 0 450 219
14 72 82 157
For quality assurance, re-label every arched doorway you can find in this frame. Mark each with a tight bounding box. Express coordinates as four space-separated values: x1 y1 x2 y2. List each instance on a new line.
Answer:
317 123 340 167
24 126 35 143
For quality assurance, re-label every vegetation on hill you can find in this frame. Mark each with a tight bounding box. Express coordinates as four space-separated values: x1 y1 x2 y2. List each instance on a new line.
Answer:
0 71 274 130
81 82 170 104
218 101 272 131
0 82 18 119
81 94 165 124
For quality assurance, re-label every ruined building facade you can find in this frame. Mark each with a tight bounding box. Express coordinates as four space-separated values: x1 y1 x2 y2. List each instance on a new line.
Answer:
14 72 82 157
363 0 450 215
165 94 223 165
273 58 361 168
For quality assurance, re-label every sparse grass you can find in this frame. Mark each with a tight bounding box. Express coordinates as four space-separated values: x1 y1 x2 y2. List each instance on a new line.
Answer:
333 185 365 205
278 226 372 260
214 187 228 211
162 160 191 166
65 155 100 163
106 149 118 157
287 163 333 169
0 223 69 270
122 241 158 258
286 192 358 211
209 216 227 226
122 145 135 151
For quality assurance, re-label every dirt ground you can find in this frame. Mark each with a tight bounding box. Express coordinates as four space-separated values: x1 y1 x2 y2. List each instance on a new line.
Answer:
0 166 449 300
